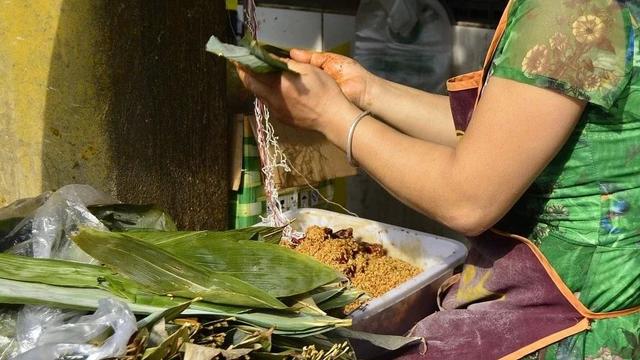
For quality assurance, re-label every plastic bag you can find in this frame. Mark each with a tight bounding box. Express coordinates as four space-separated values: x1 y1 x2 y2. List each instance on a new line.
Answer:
11 184 116 261
354 0 452 93
0 192 50 252
2 185 130 360
14 299 137 360
0 309 18 360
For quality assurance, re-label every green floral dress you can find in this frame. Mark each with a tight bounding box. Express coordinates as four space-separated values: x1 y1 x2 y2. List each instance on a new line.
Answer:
491 0 640 358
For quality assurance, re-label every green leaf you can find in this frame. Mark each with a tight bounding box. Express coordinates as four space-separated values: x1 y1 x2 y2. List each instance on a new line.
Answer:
124 230 340 298
238 34 291 72
73 228 287 309
0 278 352 338
0 252 138 299
137 298 198 331
318 289 367 311
206 35 291 73
329 328 422 351
133 293 246 314
289 295 326 316
310 288 345 305
89 204 177 231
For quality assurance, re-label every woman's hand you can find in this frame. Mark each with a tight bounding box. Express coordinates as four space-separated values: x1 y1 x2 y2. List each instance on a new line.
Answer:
289 49 374 110
289 49 458 147
235 59 358 136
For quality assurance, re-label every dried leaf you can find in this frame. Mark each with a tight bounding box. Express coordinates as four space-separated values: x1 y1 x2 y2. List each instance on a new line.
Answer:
184 343 222 360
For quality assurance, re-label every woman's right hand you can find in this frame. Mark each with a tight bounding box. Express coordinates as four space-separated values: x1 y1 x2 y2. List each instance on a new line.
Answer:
290 49 375 110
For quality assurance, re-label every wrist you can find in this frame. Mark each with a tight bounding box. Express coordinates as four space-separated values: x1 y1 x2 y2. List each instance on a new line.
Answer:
361 72 384 113
317 100 362 151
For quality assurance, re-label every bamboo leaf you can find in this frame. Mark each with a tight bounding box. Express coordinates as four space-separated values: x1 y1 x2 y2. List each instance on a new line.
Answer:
318 289 367 311
137 298 198 331
289 295 326 316
206 35 288 73
0 252 138 299
309 287 345 305
0 279 349 336
329 328 422 351
73 228 287 309
133 293 246 315
238 33 291 72
123 230 341 298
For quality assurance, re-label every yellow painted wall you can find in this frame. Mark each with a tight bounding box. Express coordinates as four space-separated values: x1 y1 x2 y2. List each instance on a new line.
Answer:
0 1 113 205
0 1 230 229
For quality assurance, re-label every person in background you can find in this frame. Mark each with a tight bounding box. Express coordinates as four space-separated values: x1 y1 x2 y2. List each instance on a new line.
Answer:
238 0 640 358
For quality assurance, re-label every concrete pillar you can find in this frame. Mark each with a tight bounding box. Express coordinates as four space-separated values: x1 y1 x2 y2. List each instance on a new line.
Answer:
0 0 229 229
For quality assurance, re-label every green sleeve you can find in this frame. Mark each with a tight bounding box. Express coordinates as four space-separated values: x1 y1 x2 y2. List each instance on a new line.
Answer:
490 0 632 109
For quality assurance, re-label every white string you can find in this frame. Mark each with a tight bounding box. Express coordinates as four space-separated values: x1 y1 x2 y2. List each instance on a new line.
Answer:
244 0 356 243
288 163 359 218
252 100 298 241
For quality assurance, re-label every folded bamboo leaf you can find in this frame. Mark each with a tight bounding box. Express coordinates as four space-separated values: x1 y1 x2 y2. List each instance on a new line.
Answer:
289 295 326 316
121 230 341 298
207 35 289 73
238 33 292 72
309 288 346 305
318 290 367 311
73 228 287 309
0 252 138 299
232 312 350 336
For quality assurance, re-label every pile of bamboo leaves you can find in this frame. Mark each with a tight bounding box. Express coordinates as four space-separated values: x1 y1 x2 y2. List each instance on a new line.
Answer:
0 221 420 359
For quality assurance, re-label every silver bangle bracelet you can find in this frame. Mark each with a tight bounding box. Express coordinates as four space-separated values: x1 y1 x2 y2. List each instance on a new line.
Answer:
346 110 371 167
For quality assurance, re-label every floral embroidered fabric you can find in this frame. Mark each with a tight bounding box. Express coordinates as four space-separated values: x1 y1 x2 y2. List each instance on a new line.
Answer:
490 0 640 358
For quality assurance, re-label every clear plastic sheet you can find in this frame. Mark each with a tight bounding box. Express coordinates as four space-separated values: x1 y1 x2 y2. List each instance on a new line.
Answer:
14 299 137 360
11 184 116 261
0 309 18 360
0 185 138 360
354 0 453 93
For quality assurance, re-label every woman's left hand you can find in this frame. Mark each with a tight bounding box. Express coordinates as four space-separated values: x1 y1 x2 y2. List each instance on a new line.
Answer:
235 59 357 135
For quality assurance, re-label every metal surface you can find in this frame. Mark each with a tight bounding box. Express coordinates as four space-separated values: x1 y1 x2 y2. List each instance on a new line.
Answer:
274 208 468 334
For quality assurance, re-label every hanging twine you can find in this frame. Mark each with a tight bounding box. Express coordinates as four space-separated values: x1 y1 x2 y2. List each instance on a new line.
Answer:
244 1 296 241
242 1 357 242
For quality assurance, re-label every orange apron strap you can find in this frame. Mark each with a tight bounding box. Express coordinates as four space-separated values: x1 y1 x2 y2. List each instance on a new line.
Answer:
490 228 640 320
499 319 591 360
475 0 516 104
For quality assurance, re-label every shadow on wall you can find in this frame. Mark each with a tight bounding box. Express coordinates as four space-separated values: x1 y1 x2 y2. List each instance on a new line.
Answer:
40 0 230 229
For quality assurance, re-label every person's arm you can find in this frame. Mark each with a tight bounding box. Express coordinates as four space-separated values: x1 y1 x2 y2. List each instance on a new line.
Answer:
290 50 457 147
236 62 584 236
